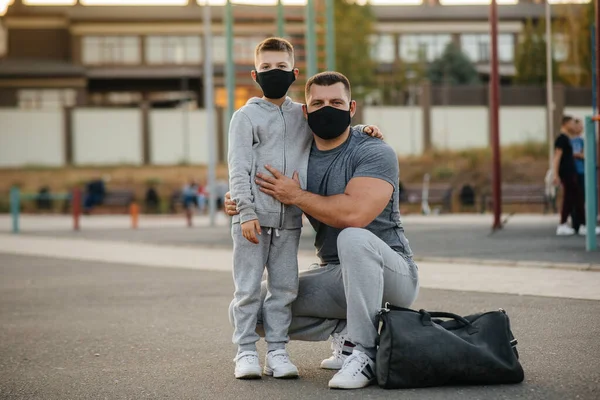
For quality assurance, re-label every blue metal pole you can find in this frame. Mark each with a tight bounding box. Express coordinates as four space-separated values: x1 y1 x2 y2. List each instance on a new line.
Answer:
593 25 597 115
10 186 20 234
325 0 335 71
305 0 317 77
584 116 598 251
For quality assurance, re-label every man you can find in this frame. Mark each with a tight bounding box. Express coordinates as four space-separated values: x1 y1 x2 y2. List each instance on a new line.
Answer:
570 119 585 233
226 71 419 389
553 116 600 236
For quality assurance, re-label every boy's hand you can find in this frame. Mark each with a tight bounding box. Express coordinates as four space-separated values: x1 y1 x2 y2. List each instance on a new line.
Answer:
241 220 261 244
364 125 384 139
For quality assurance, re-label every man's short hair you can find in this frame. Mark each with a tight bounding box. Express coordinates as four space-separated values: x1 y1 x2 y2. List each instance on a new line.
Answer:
305 71 352 101
255 37 294 62
562 115 574 126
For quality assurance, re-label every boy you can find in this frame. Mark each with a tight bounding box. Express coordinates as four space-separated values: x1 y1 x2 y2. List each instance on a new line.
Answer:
228 37 381 379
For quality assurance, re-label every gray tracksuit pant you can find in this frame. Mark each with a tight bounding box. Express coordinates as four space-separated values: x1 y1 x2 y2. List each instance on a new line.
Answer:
229 227 420 359
231 223 301 353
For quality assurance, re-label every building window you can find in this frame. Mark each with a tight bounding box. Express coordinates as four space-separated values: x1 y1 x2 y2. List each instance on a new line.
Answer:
460 33 514 63
82 36 141 65
212 35 226 64
234 36 268 63
553 33 569 62
370 34 396 63
17 89 77 109
145 36 201 64
399 34 452 62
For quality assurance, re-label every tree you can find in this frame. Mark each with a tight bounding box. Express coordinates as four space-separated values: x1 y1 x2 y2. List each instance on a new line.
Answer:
554 2 594 87
334 0 376 99
514 18 560 85
427 42 480 85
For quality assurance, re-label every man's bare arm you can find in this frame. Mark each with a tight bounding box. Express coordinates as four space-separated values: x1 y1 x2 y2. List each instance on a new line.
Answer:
255 165 393 228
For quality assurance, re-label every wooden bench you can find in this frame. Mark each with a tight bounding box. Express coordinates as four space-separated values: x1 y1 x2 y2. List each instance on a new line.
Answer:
401 184 453 213
91 190 135 214
480 184 551 213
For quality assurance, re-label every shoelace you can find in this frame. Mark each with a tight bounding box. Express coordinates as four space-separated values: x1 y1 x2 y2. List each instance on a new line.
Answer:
331 335 345 358
340 353 367 377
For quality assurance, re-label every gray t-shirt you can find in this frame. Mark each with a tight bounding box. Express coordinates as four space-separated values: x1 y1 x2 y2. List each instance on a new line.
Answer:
306 127 413 264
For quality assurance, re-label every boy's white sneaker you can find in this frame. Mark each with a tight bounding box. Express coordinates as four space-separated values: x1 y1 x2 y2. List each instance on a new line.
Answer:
556 224 575 236
234 351 262 379
328 349 376 390
320 333 348 370
264 349 299 379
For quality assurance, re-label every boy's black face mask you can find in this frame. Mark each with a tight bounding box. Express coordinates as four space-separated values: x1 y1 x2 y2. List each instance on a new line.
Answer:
254 69 296 99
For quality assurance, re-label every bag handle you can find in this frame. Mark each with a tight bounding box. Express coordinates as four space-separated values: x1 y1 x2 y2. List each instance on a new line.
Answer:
419 309 479 335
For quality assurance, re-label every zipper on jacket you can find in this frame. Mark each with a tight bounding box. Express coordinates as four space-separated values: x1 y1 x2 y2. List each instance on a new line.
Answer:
279 107 286 229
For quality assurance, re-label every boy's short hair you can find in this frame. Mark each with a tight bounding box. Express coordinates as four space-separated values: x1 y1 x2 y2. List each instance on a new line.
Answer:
255 37 294 62
305 71 352 100
562 115 573 126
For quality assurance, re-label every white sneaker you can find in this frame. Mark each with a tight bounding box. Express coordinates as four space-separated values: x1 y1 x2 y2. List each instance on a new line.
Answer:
328 349 376 390
556 224 576 236
264 349 299 379
320 333 348 370
234 351 262 379
578 225 600 236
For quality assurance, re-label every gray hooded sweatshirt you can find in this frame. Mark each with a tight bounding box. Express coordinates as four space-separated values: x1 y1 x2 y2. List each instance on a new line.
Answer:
228 97 311 230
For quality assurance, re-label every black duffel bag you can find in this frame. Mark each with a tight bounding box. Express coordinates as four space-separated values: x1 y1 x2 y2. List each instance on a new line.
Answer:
376 304 524 389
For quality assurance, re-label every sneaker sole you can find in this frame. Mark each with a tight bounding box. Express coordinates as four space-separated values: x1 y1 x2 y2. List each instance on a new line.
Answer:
263 366 299 379
235 372 262 380
328 378 375 390
320 363 343 370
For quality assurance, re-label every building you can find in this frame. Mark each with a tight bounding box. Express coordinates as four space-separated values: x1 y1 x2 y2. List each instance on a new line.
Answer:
0 0 591 110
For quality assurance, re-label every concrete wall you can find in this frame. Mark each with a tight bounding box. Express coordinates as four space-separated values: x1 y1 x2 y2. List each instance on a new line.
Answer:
150 109 212 165
73 109 142 166
0 109 64 167
0 105 595 168
362 107 423 156
364 105 557 153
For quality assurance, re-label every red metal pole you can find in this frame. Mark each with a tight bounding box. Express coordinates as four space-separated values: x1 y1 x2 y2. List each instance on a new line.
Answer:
72 188 81 231
490 0 502 230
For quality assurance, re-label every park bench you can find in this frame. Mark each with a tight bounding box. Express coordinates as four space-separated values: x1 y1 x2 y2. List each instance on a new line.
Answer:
401 184 454 214
480 183 551 213
91 190 135 214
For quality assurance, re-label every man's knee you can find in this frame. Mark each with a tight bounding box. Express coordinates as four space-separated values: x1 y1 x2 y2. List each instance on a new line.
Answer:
337 227 375 256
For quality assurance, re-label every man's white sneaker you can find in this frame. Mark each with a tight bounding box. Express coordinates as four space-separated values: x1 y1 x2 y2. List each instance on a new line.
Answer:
328 350 376 390
264 349 299 379
320 333 348 370
556 224 575 236
234 351 262 379
578 225 600 236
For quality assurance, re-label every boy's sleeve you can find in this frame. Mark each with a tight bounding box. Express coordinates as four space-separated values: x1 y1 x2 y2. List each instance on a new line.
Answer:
227 110 258 224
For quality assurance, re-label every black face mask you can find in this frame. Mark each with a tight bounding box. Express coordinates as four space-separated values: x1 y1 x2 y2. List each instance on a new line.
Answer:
307 106 352 140
254 69 296 99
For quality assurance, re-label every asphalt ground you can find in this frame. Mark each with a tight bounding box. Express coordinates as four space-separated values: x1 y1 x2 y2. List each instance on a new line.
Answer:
1 253 599 400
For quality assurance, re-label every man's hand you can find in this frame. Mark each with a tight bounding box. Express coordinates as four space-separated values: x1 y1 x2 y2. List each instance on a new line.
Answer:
364 125 384 140
241 219 261 244
256 165 302 205
224 192 239 216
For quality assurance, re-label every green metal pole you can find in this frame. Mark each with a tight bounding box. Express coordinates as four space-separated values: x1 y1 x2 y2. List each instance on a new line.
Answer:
305 0 317 77
325 0 335 71
10 186 20 234
277 0 285 38
584 116 598 251
225 0 235 125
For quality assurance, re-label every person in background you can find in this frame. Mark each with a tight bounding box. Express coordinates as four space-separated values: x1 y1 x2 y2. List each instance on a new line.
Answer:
181 179 198 210
570 119 585 233
196 182 206 214
83 175 108 214
553 116 600 236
